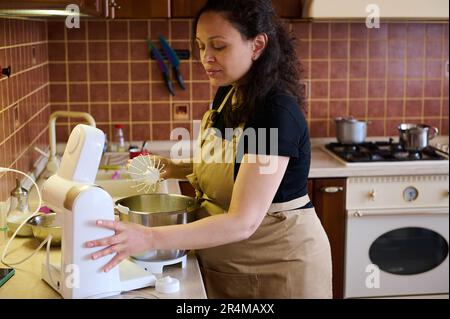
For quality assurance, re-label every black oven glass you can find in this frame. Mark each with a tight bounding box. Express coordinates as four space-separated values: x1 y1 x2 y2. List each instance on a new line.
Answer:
369 227 449 275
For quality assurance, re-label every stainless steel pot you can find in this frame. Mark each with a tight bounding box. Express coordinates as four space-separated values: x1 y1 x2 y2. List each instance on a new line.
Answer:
115 193 199 262
335 117 369 144
398 124 439 151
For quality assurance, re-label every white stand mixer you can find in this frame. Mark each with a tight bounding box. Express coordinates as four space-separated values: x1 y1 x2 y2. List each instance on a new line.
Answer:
41 124 156 299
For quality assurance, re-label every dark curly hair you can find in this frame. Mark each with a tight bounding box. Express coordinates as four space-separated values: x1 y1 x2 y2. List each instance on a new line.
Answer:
193 0 306 127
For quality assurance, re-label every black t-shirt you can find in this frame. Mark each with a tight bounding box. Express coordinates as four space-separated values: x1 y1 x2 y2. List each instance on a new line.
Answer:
211 85 312 205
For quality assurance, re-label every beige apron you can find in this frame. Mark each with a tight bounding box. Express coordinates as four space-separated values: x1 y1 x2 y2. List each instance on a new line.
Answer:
187 87 332 299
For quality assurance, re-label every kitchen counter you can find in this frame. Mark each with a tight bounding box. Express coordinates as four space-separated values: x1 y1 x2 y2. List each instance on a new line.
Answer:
2 135 447 299
0 172 207 299
55 135 449 180
309 146 449 178
121 136 449 179
309 136 449 178
0 236 206 299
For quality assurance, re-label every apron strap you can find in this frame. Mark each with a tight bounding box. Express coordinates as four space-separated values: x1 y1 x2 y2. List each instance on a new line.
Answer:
217 86 235 114
196 192 312 216
267 194 311 213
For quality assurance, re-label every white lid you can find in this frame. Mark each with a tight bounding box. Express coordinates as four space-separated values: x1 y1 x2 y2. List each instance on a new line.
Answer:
155 276 180 294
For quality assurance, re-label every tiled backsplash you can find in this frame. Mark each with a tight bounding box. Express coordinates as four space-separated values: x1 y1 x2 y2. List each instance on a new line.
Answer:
0 18 49 201
47 19 448 142
296 22 449 137
0 17 448 201
47 19 208 143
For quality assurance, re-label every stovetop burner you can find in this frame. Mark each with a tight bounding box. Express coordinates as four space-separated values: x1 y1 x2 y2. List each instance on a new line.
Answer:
325 139 447 163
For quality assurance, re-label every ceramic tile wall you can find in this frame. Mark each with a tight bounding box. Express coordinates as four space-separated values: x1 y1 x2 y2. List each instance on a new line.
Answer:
0 18 49 201
47 19 448 142
296 22 449 137
0 18 448 201
47 19 205 143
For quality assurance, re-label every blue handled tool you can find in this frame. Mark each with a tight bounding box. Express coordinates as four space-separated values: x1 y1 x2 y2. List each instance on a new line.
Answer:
159 36 186 90
148 40 175 96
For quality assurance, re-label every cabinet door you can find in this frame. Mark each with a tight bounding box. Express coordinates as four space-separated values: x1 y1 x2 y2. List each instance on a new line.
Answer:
80 0 104 17
0 0 83 10
0 0 104 15
114 0 169 18
272 0 303 18
312 178 346 299
171 0 206 18
171 0 302 18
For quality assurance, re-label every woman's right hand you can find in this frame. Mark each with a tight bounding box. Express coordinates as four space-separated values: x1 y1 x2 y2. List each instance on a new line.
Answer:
151 156 194 180
150 155 174 180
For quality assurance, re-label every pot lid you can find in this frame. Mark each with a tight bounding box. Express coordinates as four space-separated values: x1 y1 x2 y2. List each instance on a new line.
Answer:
398 123 430 131
335 117 359 123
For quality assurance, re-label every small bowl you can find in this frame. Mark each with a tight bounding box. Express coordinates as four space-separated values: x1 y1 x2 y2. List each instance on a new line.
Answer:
27 213 61 246
7 221 33 237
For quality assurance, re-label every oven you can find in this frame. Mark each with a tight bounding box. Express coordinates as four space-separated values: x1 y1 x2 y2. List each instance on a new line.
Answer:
344 175 449 298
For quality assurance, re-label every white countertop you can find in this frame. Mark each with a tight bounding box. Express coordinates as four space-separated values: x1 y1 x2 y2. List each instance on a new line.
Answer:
55 135 449 180
309 136 449 178
0 235 206 299
0 173 207 299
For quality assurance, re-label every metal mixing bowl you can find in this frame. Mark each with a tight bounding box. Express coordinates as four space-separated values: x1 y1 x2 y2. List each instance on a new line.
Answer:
115 193 199 262
27 213 62 246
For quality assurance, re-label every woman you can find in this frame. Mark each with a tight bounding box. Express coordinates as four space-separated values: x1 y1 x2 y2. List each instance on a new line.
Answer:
87 0 332 299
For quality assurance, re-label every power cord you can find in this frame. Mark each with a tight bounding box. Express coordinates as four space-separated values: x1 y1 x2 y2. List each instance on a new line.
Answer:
0 167 58 290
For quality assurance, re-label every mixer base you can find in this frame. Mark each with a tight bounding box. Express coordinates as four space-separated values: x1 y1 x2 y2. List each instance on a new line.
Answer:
131 255 187 274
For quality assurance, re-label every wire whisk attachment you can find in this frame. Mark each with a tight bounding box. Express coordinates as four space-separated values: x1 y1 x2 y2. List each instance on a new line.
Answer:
127 155 166 193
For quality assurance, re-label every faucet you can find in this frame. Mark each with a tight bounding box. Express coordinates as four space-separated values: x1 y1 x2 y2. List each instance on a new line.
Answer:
46 111 96 177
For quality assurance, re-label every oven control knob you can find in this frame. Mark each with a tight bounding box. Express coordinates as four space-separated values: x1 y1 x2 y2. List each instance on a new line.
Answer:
368 190 376 201
403 186 419 202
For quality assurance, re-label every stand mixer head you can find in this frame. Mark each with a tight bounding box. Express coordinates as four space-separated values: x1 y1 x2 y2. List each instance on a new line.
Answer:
41 124 155 299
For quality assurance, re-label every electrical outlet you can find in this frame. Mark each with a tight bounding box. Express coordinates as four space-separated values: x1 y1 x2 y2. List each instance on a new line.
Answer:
173 103 190 121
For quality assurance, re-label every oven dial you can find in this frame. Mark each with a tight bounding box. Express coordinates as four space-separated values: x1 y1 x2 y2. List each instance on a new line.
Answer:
403 186 419 202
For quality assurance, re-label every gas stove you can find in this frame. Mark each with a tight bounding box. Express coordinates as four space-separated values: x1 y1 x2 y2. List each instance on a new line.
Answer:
324 139 448 164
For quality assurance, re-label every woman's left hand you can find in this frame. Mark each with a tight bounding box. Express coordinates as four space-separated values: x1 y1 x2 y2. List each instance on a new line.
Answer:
85 220 152 273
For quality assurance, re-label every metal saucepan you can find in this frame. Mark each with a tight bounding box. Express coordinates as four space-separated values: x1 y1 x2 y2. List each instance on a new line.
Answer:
398 124 439 151
115 193 199 262
335 117 369 144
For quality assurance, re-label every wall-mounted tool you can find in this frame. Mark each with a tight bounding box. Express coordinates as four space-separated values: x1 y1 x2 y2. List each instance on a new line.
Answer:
1 66 11 78
159 36 185 90
150 50 190 61
148 40 175 96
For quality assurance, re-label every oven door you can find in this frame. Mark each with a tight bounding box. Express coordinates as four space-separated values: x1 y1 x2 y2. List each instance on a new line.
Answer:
344 208 449 298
